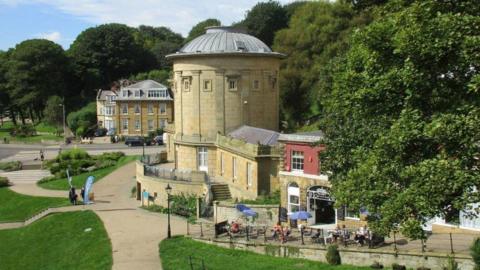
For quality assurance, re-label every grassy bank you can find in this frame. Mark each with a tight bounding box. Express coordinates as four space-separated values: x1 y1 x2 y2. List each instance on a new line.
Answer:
0 211 112 270
159 236 372 270
38 155 137 190
0 121 62 143
0 187 69 222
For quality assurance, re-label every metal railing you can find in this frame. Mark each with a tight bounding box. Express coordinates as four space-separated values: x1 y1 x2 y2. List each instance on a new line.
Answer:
144 165 192 182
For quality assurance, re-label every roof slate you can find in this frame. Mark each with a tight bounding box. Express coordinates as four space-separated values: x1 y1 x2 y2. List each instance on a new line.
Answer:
228 125 279 146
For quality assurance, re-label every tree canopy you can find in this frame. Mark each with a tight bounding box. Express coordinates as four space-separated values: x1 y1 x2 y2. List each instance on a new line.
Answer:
135 25 183 69
185 19 221 44
273 1 371 129
320 0 480 239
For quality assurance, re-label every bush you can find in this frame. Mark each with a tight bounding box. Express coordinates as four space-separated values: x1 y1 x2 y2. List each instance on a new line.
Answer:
325 244 341 265
443 256 459 270
67 102 97 136
370 262 383 269
96 152 124 161
0 161 22 171
392 263 406 270
10 124 36 137
472 238 480 270
239 189 280 205
58 148 90 161
0 176 10 187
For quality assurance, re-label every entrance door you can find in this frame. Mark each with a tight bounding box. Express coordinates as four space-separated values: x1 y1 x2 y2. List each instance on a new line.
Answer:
307 186 335 224
198 147 208 172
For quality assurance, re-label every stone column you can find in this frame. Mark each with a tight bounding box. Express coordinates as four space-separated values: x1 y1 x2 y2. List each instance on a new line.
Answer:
215 70 225 135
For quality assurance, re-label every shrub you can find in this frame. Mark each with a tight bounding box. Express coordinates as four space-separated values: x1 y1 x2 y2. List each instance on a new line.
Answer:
10 124 36 137
472 238 480 270
370 261 383 269
392 263 406 270
325 244 341 265
443 256 459 270
0 176 10 187
0 161 22 171
96 152 124 161
58 148 90 161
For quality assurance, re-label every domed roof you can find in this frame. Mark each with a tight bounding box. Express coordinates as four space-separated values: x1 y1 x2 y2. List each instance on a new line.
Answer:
166 26 284 59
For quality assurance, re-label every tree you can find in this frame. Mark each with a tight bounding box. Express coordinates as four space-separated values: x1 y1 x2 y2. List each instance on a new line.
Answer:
273 1 371 129
185 19 221 44
129 69 170 86
66 102 97 136
237 1 288 47
69 24 153 98
135 25 183 69
320 0 480 239
5 39 70 124
43 96 64 132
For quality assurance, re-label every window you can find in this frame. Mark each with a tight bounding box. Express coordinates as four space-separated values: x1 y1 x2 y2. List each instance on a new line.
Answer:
121 104 128 114
147 103 154 114
183 79 190 91
105 106 115 116
232 157 237 180
134 104 140 114
106 95 116 103
247 162 253 187
122 119 129 130
148 90 167 98
99 107 104 115
203 79 212 91
159 119 166 128
288 182 300 213
134 90 140 97
220 152 224 175
345 207 360 219
147 119 154 131
122 91 128 97
198 147 208 172
134 119 141 130
291 151 304 172
253 80 259 90
228 79 237 91
159 103 166 114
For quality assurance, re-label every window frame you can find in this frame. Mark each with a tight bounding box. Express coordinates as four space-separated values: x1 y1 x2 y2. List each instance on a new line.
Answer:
203 79 212 92
147 103 154 114
122 118 129 131
121 104 128 115
134 103 141 114
291 151 304 172
134 118 141 131
228 79 237 91
159 103 166 114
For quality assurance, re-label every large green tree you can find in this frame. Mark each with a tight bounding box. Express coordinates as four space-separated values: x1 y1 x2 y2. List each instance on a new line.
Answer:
237 1 288 47
135 25 183 69
321 0 480 239
69 23 153 98
5 39 70 124
273 1 371 129
185 19 221 44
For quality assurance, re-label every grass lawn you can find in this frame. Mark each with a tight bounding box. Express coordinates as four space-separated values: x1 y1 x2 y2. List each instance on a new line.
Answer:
0 121 62 143
39 155 138 190
159 236 372 270
0 187 70 222
0 211 112 270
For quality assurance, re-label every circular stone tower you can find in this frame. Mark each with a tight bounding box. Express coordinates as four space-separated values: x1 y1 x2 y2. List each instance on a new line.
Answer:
166 26 284 174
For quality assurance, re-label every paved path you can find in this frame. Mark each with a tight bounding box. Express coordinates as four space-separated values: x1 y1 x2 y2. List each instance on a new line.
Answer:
4 162 190 270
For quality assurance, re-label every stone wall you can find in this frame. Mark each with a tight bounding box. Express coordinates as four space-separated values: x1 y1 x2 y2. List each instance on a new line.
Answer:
215 202 279 227
193 238 475 270
136 161 205 207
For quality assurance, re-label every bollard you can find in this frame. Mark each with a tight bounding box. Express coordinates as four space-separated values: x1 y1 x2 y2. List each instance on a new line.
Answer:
200 222 204 237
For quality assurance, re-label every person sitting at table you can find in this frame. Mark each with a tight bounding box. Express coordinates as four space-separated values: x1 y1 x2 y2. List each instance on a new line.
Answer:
282 226 291 243
231 221 240 234
311 229 321 242
332 225 341 243
354 225 368 246
272 222 282 240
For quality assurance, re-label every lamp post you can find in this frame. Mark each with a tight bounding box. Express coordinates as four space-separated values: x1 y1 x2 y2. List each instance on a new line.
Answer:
59 103 66 144
165 183 172 238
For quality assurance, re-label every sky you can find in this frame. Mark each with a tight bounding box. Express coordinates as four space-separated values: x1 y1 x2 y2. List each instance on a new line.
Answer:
0 0 292 51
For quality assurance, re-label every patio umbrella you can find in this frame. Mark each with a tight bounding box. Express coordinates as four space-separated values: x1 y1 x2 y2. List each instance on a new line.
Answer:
235 204 257 217
289 211 312 220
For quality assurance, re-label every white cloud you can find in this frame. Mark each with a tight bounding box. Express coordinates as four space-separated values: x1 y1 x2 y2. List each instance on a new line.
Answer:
5 0 293 36
36 31 61 42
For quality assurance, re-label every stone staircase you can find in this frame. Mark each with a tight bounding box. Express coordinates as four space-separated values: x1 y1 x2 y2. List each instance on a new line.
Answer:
210 184 231 201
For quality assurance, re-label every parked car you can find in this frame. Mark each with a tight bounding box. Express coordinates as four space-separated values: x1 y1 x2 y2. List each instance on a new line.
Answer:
106 128 116 136
153 135 164 145
81 137 93 144
125 136 144 147
94 128 107 137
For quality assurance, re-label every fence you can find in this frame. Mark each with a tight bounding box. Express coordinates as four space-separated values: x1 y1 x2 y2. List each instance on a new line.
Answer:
143 165 192 182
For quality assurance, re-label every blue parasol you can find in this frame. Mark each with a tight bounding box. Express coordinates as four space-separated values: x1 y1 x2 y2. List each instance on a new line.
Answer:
289 211 312 220
235 204 257 217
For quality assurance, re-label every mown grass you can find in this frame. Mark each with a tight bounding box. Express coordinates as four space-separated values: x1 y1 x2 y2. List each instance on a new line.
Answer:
0 187 69 222
159 236 373 270
38 155 138 190
0 211 112 270
0 121 62 143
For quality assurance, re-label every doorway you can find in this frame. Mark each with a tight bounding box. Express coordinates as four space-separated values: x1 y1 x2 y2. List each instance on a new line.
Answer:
198 147 208 172
307 186 335 224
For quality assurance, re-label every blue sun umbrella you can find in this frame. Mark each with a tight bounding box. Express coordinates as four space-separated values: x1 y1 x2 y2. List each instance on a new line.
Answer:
235 204 257 217
289 211 312 220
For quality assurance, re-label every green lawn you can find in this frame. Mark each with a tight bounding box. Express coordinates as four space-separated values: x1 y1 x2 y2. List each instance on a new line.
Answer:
39 155 138 190
0 187 70 222
0 121 62 143
0 211 112 270
159 236 372 270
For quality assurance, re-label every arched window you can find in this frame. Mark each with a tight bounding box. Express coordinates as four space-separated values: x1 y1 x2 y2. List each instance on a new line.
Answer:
287 182 300 213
